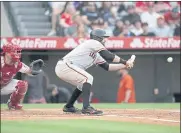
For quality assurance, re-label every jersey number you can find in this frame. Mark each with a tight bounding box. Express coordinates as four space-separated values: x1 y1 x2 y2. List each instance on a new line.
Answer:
89 52 96 59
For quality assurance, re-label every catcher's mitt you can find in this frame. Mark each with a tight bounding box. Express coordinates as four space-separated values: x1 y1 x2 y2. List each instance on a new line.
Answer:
29 59 45 75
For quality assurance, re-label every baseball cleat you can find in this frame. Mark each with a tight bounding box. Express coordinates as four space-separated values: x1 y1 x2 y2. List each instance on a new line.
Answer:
81 106 103 115
63 105 81 113
7 100 23 110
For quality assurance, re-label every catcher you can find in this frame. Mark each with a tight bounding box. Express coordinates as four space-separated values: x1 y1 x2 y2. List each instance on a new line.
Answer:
0 44 44 110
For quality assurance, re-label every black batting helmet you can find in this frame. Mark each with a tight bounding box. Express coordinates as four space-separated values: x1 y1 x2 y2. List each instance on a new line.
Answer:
90 29 110 43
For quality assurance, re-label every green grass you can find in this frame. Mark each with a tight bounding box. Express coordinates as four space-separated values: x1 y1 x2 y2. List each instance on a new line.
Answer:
1 119 180 133
1 103 180 109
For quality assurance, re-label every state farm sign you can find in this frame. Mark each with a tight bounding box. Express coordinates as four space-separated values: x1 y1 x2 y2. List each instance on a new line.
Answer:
130 37 180 49
0 37 180 50
105 39 124 49
1 38 58 49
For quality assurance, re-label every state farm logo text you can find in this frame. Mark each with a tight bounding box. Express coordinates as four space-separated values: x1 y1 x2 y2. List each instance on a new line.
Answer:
130 38 180 48
1 38 57 49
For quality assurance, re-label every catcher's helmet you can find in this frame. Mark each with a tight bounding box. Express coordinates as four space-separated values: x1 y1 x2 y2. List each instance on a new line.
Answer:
90 29 110 43
2 44 22 62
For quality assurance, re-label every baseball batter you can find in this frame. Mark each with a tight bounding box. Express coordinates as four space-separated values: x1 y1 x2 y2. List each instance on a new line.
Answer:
1 44 43 110
55 29 135 115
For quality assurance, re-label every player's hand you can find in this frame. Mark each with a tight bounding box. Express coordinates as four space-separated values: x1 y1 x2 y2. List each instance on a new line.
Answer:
126 55 135 69
126 59 134 69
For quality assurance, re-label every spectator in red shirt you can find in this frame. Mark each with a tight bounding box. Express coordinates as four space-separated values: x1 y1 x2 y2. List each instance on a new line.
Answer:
47 2 68 36
60 13 73 27
60 4 76 28
135 2 148 8
164 7 180 26
135 2 154 13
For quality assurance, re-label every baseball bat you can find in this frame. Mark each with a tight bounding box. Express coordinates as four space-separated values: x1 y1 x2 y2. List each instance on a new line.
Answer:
130 55 136 62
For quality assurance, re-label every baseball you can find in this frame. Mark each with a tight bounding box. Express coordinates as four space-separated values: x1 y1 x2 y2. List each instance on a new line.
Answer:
167 57 173 63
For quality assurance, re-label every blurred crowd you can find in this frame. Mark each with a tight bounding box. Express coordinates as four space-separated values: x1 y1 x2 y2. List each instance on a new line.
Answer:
45 1 181 37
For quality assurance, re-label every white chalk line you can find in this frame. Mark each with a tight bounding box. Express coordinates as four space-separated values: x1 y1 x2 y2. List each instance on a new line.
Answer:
104 114 180 123
112 109 180 113
150 110 180 113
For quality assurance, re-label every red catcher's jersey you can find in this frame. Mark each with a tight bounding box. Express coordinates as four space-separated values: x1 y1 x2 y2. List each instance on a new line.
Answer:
0 56 29 86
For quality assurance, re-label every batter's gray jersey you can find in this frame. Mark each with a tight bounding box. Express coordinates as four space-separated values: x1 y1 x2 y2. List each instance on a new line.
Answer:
63 39 107 70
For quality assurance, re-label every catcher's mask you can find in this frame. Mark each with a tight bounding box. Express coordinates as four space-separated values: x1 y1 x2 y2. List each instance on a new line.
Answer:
2 44 22 62
90 29 110 44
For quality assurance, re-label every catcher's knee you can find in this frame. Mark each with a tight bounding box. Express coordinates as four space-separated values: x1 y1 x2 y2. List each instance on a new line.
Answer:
15 81 28 95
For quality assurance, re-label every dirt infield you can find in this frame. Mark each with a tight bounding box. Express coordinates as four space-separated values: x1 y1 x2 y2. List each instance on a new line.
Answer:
1 108 180 126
